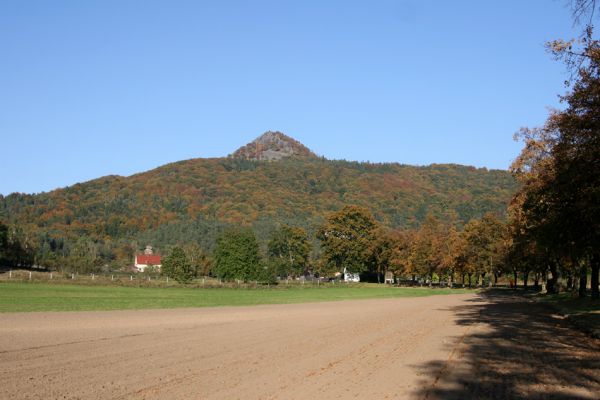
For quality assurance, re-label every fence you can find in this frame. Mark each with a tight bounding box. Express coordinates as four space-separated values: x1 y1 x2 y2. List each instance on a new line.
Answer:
0 269 363 289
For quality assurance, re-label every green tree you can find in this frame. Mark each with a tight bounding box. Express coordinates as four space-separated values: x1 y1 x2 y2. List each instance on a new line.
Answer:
213 228 262 281
317 205 378 274
162 247 194 283
1 224 35 268
267 225 311 277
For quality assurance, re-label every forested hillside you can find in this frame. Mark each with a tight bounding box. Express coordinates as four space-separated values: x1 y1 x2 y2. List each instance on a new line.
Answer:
0 133 517 269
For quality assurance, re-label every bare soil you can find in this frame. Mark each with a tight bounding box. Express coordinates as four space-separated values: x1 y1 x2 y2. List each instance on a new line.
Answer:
1 291 599 399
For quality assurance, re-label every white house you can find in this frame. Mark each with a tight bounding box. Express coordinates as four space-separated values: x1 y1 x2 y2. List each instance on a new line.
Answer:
134 245 162 272
343 267 360 282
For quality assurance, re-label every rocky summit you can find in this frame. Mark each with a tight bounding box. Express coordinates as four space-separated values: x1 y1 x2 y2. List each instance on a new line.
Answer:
231 131 317 161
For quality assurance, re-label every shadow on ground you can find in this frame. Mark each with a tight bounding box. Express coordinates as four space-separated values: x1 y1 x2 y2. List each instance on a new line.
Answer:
413 289 600 400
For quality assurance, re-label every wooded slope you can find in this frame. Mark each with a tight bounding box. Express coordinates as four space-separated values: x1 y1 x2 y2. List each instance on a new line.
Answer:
1 156 516 246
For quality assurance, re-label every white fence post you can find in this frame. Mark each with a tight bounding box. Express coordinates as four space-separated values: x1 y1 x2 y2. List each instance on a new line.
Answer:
50 272 53 280
9 270 12 279
29 271 32 280
130 275 133 281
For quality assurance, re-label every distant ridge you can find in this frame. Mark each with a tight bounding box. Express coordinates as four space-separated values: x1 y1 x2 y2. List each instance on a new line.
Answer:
1 131 518 262
231 131 317 161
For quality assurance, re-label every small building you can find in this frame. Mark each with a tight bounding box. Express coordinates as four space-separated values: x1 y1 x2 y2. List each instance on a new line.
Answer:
343 267 360 283
384 271 395 284
134 245 162 272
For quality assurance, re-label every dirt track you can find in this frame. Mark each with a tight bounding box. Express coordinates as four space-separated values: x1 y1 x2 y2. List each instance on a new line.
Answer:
1 292 599 399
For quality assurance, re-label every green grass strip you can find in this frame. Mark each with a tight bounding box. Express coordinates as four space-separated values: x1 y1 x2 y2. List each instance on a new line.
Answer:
0 282 472 313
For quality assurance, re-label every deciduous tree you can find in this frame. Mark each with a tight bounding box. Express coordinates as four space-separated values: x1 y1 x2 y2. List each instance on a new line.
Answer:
368 229 410 283
267 225 311 278
183 242 212 277
408 214 444 287
213 228 262 282
317 205 378 274
162 247 194 283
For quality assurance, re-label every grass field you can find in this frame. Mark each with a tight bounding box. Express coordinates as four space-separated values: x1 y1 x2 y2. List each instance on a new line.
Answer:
0 282 472 313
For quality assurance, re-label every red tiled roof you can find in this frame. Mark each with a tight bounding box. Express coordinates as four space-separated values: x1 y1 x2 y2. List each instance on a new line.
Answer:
135 254 162 265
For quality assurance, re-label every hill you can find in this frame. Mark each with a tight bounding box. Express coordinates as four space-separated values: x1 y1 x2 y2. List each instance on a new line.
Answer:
0 132 517 265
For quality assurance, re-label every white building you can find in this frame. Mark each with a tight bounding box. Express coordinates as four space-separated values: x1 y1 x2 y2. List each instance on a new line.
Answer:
134 245 162 272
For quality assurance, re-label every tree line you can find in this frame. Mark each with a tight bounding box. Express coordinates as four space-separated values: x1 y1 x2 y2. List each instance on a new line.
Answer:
0 202 530 289
507 1 600 299
154 205 510 286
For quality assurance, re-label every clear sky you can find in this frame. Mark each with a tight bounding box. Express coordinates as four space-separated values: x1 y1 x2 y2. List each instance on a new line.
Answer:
0 0 581 195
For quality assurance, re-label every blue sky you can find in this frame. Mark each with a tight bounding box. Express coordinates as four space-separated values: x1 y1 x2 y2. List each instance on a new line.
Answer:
0 1 581 195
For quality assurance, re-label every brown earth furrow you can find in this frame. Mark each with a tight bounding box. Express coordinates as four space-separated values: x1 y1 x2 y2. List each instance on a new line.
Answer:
2 292 598 399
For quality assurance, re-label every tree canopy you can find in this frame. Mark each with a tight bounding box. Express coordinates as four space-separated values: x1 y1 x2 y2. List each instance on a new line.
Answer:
267 225 311 277
317 205 378 274
162 247 194 283
509 18 600 297
213 228 262 282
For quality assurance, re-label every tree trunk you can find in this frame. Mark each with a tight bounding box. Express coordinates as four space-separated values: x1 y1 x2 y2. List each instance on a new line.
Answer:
513 268 518 290
567 272 574 292
542 270 547 292
523 270 529 290
488 255 494 288
534 273 540 291
547 262 559 294
462 273 465 288
592 253 599 300
579 264 588 298
468 273 472 288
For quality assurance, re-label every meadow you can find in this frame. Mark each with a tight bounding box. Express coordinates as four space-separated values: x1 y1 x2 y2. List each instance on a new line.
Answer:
0 282 471 313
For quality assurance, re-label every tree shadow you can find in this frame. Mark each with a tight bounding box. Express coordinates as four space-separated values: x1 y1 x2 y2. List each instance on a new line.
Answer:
412 289 600 400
